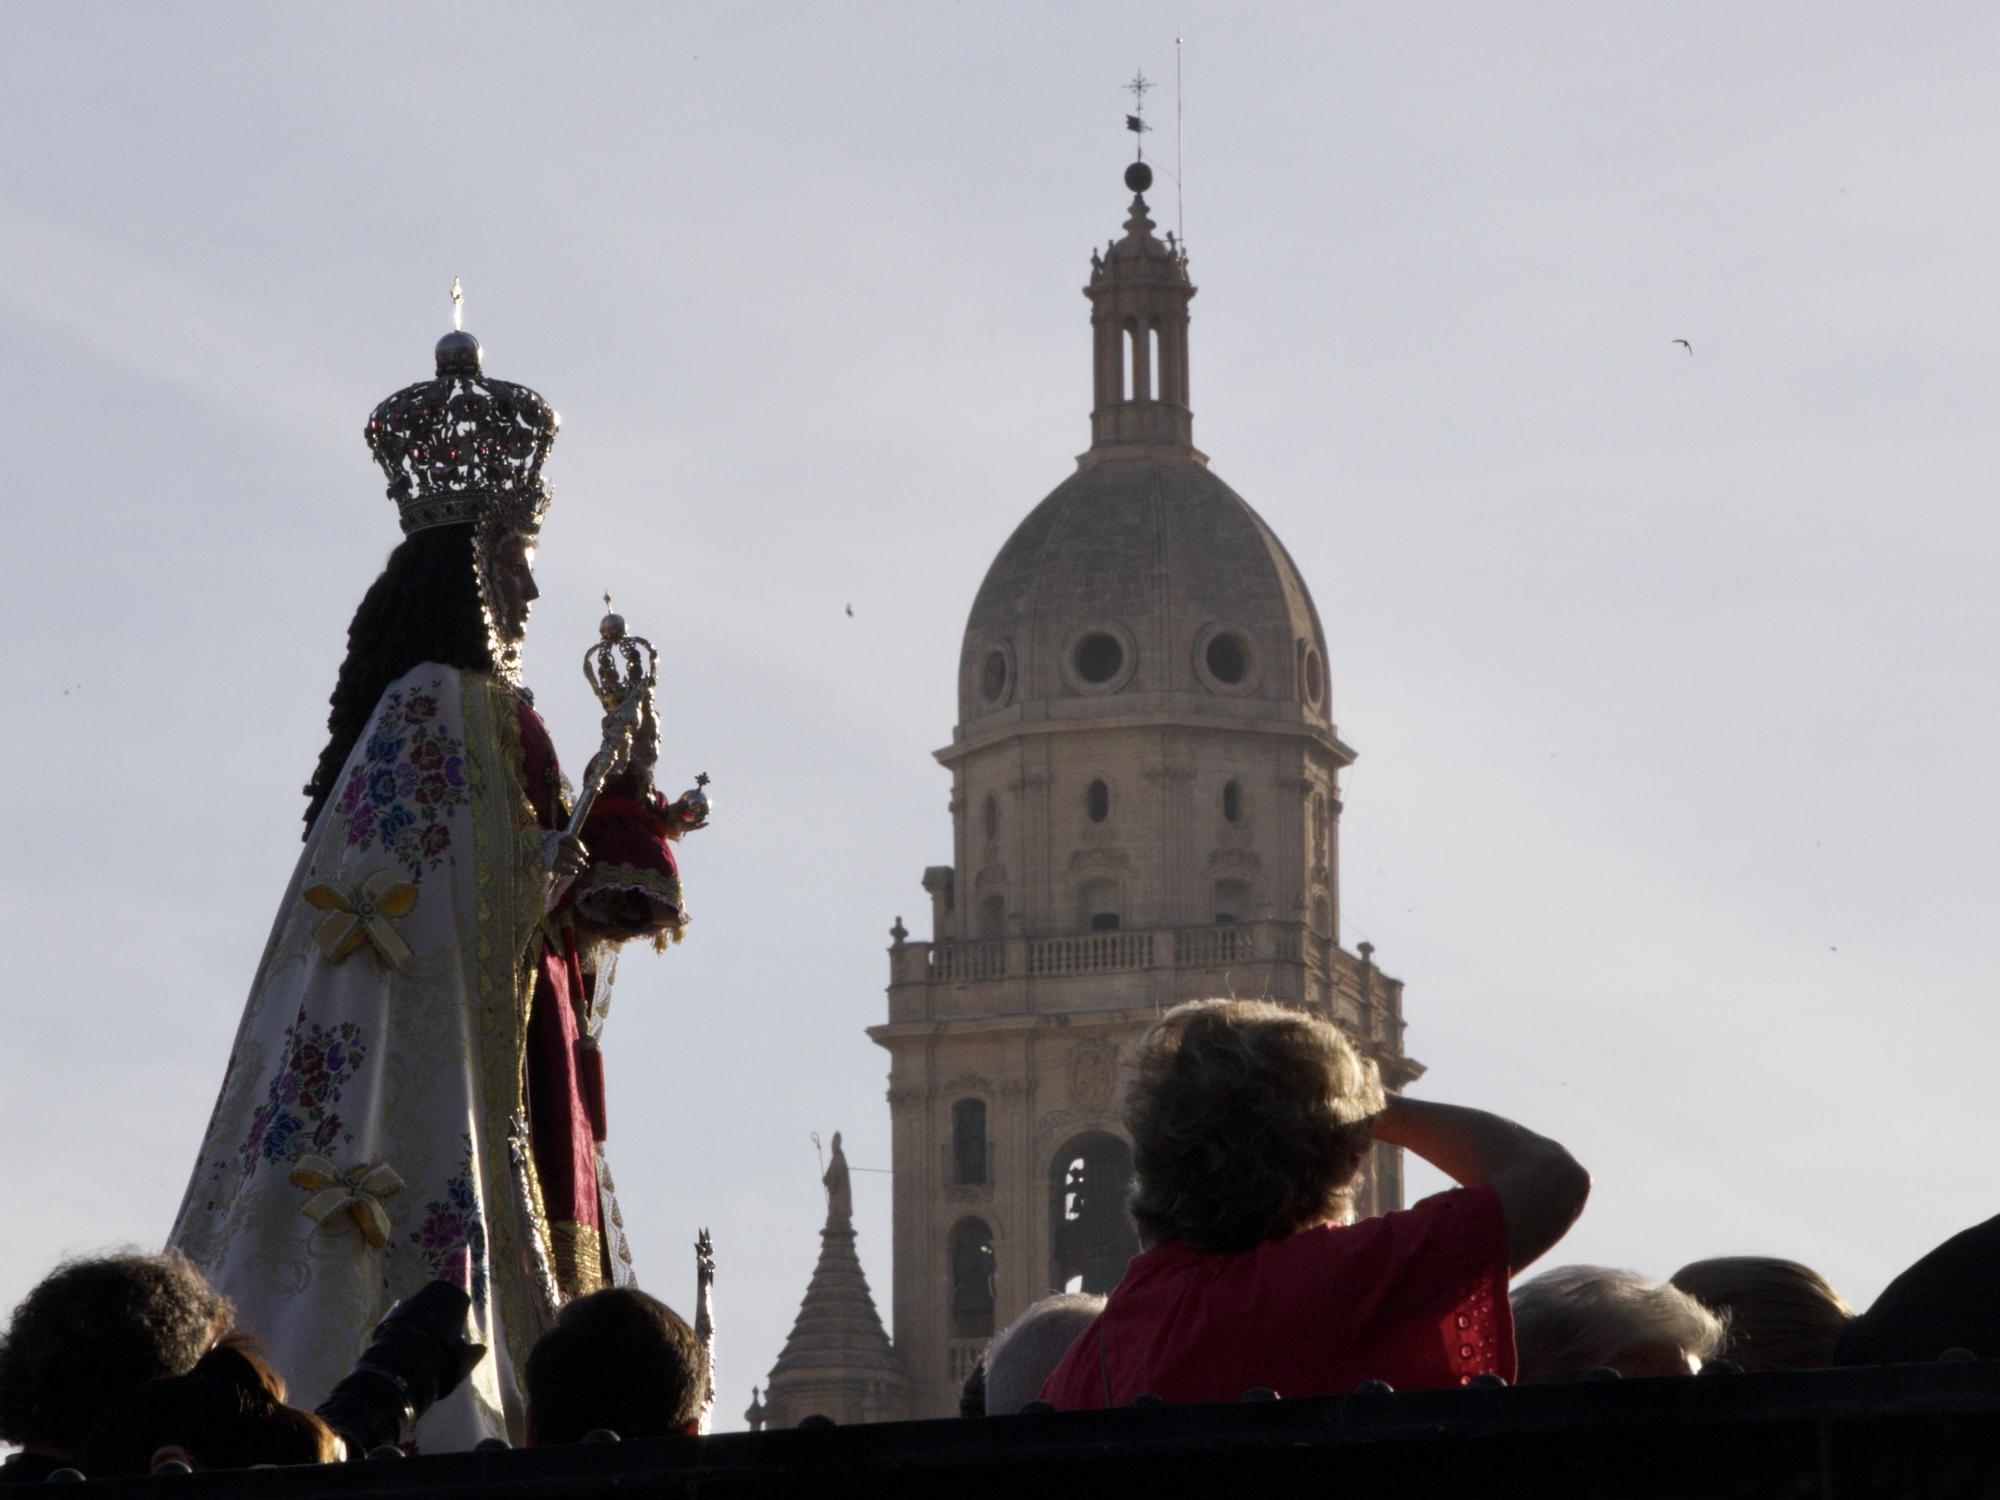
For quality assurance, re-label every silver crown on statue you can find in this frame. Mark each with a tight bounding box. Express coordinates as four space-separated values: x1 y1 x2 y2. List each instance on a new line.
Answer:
364 279 560 537
583 605 659 717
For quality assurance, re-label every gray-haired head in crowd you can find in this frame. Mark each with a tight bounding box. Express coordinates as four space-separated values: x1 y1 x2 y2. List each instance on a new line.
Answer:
982 1294 1106 1417
1511 1265 1727 1383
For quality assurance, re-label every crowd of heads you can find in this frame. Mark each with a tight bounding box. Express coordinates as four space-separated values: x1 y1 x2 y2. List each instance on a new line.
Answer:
4 996 1990 1477
0 1255 709 1482
961 997 1992 1417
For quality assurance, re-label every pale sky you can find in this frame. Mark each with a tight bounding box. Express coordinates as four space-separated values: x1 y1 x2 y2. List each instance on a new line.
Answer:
3 3 1997 1433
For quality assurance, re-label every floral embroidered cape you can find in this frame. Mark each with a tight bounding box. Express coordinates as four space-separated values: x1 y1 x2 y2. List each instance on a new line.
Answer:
170 665 678 1449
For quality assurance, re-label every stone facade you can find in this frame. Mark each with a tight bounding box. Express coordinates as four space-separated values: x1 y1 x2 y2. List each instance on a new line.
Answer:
868 171 1423 1420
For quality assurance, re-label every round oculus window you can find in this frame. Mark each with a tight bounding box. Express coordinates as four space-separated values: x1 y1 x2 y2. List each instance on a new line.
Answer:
1303 647 1326 708
1074 632 1125 685
980 648 1009 703
1205 632 1249 685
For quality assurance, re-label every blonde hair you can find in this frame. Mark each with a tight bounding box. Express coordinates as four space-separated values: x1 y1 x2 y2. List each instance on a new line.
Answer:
1670 1257 1853 1372
1123 999 1386 1252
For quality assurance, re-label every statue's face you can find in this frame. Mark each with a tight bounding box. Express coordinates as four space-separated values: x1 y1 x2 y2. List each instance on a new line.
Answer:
489 534 539 643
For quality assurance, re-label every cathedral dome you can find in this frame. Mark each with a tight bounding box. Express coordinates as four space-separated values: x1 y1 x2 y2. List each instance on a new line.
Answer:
952 170 1336 746
956 454 1334 738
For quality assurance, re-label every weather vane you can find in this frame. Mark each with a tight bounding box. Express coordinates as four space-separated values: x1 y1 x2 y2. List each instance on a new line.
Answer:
450 275 464 332
1124 69 1154 159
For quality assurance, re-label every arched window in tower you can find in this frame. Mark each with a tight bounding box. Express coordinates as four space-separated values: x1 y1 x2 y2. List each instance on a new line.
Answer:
976 893 1006 940
982 793 999 844
1077 878 1121 932
1222 778 1243 824
1148 326 1162 400
1049 1133 1138 1294
948 1217 997 1338
950 1098 989 1186
1312 792 1331 879
1085 778 1110 823
1214 878 1251 927
1124 320 1143 401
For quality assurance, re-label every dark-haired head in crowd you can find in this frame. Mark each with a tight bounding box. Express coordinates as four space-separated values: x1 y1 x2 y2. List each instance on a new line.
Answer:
1512 1266 1726 1382
524 1288 707 1445
1837 1211 2000 1366
0 1250 234 1485
1671 1257 1852 1372
982 1294 1103 1417
76 1335 338 1477
1042 999 1590 1408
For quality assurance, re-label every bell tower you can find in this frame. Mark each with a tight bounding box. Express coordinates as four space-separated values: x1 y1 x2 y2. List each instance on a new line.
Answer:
1088 160 1197 452
869 155 1422 1420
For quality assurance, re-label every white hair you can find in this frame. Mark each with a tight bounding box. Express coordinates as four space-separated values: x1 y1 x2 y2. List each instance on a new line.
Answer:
982 1294 1105 1416
1511 1265 1727 1384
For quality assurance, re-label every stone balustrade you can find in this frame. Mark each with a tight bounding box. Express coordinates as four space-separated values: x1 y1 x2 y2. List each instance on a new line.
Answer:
886 922 1406 1058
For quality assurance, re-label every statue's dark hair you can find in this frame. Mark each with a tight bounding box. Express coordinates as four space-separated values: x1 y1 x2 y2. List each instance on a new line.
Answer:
301 525 494 837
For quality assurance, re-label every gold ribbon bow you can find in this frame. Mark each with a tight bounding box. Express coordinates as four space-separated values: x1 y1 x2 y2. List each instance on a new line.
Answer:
304 872 418 970
289 1154 405 1248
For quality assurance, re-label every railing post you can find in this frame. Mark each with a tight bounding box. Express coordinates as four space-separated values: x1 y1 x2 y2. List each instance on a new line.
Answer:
891 940 933 985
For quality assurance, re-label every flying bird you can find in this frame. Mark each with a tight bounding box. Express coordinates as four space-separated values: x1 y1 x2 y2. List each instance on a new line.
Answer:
1672 339 1693 356
845 603 854 618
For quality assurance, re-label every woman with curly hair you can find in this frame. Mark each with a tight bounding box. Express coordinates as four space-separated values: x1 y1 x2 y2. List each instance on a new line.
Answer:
1042 999 1589 1407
